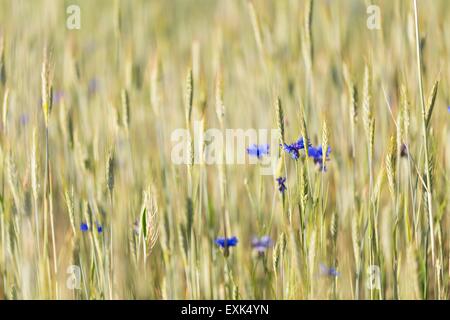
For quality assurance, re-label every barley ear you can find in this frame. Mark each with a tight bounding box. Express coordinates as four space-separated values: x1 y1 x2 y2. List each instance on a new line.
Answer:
273 240 280 272
300 165 309 211
273 232 286 271
215 71 225 123
344 65 357 121
368 118 375 167
301 0 314 74
185 68 193 126
275 97 285 145
330 210 338 244
425 80 438 129
106 149 115 196
321 118 329 164
140 187 159 258
343 64 358 156
299 103 309 157
400 85 410 142
362 64 373 140
121 89 130 131
64 188 76 235
247 0 264 62
41 48 52 127
385 135 397 199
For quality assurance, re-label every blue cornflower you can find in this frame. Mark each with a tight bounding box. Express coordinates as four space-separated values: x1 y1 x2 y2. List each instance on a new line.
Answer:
252 236 273 253
319 263 340 277
282 137 310 160
293 137 308 149
307 145 331 171
215 236 238 248
88 78 99 96
307 145 331 159
283 143 300 159
80 222 89 232
246 144 270 159
20 113 29 126
52 90 64 105
96 222 103 234
448 106 450 113
276 177 286 193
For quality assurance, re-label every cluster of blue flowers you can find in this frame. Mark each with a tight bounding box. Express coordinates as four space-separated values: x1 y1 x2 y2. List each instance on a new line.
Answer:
215 236 272 254
246 144 288 194
214 235 338 273
283 137 331 171
80 222 103 234
236 138 331 260
283 137 309 160
308 145 331 172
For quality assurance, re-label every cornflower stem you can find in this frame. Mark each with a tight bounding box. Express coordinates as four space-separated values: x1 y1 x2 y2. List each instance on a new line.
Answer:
258 162 264 228
282 153 289 224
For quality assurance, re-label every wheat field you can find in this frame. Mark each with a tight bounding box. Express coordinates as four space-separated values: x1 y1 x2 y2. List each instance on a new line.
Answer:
0 0 449 300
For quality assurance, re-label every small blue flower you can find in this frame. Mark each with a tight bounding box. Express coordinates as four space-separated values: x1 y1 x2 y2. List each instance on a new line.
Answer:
80 222 89 232
215 236 238 248
88 78 99 96
19 114 29 126
282 137 310 160
252 236 272 253
276 177 287 193
96 222 103 234
246 144 270 159
319 263 340 277
283 143 300 160
293 137 308 149
307 145 331 159
307 145 331 171
52 90 64 105
448 106 450 113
